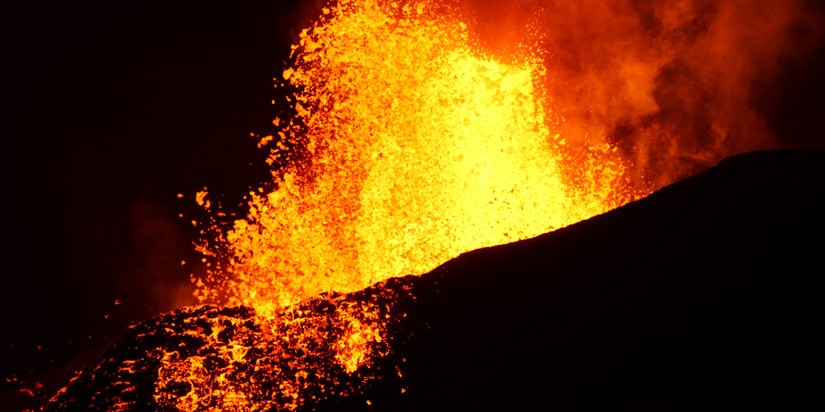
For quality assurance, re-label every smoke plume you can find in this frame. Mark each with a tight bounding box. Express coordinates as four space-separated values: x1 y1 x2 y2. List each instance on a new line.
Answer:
458 0 825 189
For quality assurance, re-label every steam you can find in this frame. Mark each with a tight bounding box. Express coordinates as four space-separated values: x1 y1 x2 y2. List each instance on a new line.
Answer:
458 0 825 189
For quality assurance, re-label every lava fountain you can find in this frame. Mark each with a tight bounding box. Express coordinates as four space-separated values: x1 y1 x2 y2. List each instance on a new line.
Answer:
58 0 644 410
193 0 639 317
40 0 825 410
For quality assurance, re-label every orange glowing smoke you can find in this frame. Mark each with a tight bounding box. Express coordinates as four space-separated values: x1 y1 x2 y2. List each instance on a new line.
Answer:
192 0 639 319
458 0 825 189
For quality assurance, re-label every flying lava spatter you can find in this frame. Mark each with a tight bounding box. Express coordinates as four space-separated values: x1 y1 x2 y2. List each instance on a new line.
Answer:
178 0 639 409
193 0 637 318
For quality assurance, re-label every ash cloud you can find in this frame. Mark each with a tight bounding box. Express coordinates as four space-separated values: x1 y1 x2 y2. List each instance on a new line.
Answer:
460 0 825 189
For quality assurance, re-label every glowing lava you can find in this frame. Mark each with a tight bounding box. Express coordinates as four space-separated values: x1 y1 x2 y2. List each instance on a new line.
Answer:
42 1 822 410
44 1 648 410
180 0 641 407
194 0 637 318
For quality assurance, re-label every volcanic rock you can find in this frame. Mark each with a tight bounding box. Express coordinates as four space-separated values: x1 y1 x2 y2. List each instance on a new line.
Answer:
45 149 824 411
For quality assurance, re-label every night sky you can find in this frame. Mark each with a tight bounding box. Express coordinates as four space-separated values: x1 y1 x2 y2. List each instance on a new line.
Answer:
2 0 317 406
2 0 824 409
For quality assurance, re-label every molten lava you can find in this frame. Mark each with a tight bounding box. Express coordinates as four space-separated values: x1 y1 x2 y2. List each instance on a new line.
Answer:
40 0 825 410
182 0 640 409
194 0 638 316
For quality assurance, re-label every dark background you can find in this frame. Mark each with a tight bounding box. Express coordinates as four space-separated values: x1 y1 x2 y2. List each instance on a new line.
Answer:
1 1 322 408
1 0 823 410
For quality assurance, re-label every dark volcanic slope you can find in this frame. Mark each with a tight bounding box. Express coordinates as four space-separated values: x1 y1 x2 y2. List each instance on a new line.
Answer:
385 148 825 412
45 149 825 411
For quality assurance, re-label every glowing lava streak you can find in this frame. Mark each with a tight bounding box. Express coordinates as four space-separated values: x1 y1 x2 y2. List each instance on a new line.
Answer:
196 0 635 321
